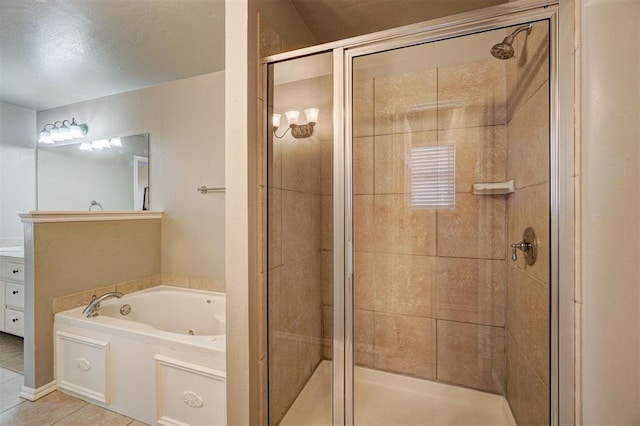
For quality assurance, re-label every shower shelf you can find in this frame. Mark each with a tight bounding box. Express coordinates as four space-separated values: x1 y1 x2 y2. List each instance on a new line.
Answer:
473 180 515 195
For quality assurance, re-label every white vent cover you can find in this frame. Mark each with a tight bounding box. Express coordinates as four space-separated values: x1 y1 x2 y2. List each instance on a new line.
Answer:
407 144 455 209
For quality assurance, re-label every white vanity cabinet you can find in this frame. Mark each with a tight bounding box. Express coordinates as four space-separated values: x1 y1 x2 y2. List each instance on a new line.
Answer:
1 253 25 337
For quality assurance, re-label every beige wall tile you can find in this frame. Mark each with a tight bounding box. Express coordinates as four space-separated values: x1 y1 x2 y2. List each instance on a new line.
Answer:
437 193 506 259
321 195 333 251
320 138 334 195
508 21 549 119
507 265 550 387
268 266 282 338
507 182 549 284
280 136 321 194
189 276 225 292
115 275 159 295
437 257 506 327
506 333 550 425
353 77 374 137
269 188 282 269
354 252 376 311
507 82 550 189
323 304 333 350
438 60 506 129
257 98 266 187
271 137 282 189
353 194 376 253
321 250 333 307
281 191 321 264
257 185 266 274
373 194 437 256
354 137 374 194
437 320 505 394
52 284 116 314
374 254 436 318
374 313 436 379
280 255 323 340
374 70 437 136
355 309 374 367
374 131 437 195
161 273 189 288
438 126 507 193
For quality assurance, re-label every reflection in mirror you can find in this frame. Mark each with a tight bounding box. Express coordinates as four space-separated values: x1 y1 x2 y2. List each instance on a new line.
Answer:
37 134 149 211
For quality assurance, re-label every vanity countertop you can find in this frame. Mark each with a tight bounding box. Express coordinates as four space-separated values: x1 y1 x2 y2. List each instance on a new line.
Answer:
0 246 24 260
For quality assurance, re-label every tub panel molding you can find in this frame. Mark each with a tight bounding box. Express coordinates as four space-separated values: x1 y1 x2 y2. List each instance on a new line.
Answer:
155 355 227 426
55 331 111 404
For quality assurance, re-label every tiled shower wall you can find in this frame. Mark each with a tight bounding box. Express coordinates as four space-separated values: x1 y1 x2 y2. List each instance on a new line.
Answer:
268 73 333 425
321 58 510 394
505 21 551 424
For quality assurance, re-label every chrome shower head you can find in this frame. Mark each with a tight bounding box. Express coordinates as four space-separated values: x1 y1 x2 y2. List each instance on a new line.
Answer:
490 24 532 60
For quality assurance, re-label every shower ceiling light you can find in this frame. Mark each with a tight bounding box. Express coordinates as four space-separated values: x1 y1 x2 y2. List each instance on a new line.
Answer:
38 118 88 144
273 108 319 139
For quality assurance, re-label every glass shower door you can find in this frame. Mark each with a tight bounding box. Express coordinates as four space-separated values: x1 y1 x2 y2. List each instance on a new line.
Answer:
266 51 335 425
348 22 551 425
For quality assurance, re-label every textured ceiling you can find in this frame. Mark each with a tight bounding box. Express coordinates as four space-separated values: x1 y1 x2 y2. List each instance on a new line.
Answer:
290 0 507 43
0 0 506 112
0 0 224 111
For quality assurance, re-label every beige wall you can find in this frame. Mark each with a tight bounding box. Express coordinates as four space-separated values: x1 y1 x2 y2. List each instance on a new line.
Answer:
226 0 316 424
581 0 640 423
23 219 161 389
37 72 225 285
504 21 551 425
0 101 36 241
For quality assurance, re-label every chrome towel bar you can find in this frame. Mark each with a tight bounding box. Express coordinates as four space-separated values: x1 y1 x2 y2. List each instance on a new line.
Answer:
198 186 225 194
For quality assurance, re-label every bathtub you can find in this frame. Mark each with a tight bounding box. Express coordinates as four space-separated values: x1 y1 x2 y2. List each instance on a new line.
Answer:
54 285 226 425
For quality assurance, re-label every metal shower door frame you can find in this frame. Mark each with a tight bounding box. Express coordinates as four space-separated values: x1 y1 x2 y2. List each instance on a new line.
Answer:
264 0 574 424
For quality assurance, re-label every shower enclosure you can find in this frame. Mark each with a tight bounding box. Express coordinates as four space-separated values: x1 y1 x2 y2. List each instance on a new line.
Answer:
266 3 561 425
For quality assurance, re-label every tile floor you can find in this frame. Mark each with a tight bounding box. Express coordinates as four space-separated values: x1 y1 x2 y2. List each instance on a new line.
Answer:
1 331 147 425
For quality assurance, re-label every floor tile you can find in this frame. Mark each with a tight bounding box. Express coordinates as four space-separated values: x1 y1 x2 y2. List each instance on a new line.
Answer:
0 375 25 414
53 404 133 425
0 367 20 384
0 390 85 425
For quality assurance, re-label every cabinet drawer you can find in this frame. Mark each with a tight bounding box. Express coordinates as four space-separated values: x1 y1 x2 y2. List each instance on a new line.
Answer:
5 309 24 337
6 283 24 310
7 262 24 282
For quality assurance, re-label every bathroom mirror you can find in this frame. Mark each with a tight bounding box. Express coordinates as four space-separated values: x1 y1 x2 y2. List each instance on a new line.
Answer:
37 133 149 211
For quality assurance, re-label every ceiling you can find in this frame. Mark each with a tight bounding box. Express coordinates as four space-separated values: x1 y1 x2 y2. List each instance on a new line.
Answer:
0 0 505 112
0 0 225 111
290 0 507 44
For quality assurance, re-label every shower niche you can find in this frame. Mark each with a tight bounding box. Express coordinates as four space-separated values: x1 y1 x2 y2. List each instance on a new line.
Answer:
266 17 552 426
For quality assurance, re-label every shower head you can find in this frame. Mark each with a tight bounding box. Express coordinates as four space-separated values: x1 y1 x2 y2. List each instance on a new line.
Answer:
490 24 532 60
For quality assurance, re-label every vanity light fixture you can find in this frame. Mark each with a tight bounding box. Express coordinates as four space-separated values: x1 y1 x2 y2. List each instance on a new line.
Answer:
272 108 319 139
38 118 88 144
78 137 125 152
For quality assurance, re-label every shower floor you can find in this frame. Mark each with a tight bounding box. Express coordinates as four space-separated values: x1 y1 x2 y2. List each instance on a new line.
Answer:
280 360 516 426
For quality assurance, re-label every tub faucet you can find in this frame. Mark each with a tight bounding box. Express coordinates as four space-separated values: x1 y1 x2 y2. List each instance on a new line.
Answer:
82 291 124 318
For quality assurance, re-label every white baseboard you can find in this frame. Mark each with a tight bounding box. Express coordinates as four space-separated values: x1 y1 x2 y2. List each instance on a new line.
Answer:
20 381 57 401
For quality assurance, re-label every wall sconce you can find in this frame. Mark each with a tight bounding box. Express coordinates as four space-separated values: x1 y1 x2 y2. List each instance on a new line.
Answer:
273 108 319 139
38 118 88 144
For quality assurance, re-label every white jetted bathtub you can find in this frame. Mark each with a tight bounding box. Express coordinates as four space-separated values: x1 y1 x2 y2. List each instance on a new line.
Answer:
54 285 226 425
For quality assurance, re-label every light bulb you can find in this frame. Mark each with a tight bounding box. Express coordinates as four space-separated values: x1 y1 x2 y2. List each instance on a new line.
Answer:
272 113 281 129
59 126 71 141
69 123 83 138
110 137 122 147
304 108 319 124
285 110 300 127
38 130 51 144
49 127 61 141
79 142 92 151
